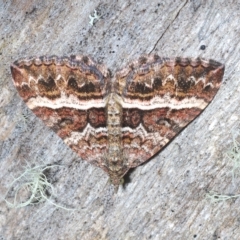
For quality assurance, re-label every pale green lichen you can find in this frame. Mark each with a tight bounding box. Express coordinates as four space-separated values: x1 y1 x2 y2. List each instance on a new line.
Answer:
226 130 240 184
5 164 74 211
206 191 240 203
207 129 240 202
17 111 31 130
89 10 100 26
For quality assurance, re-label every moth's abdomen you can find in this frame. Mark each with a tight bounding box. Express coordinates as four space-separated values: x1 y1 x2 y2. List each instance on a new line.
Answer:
106 94 123 164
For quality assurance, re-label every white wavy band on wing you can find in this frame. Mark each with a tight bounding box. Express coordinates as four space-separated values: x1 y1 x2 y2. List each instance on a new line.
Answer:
122 124 169 148
27 92 107 110
120 96 208 110
64 123 108 145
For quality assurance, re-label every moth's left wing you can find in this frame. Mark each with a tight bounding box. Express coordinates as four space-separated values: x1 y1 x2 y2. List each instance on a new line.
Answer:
11 55 110 166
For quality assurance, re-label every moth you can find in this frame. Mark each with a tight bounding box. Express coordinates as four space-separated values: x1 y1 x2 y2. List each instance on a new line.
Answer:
11 55 224 189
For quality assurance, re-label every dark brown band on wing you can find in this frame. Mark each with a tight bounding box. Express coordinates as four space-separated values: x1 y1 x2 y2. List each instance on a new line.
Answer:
11 55 110 102
115 56 224 103
32 106 107 139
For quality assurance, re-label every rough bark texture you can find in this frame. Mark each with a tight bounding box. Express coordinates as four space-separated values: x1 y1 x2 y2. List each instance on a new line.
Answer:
0 0 240 239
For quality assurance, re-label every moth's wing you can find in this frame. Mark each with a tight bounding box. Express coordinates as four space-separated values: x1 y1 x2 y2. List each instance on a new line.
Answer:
116 55 224 168
11 55 110 166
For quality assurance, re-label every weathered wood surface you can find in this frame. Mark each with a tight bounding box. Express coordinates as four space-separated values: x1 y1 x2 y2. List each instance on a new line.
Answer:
0 0 240 239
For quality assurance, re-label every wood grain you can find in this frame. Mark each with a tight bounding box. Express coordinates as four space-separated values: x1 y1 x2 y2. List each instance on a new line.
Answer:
0 0 240 239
